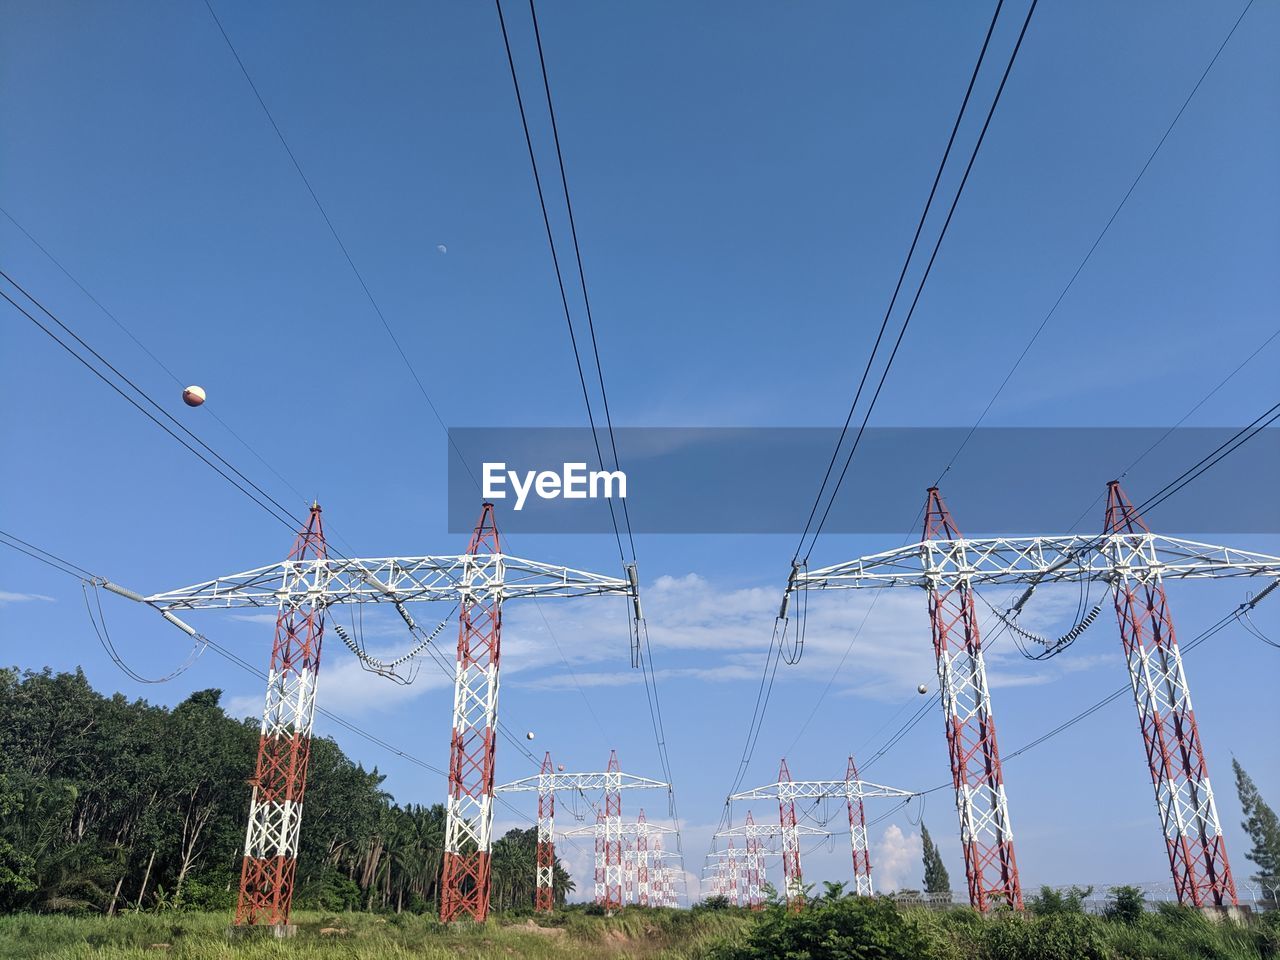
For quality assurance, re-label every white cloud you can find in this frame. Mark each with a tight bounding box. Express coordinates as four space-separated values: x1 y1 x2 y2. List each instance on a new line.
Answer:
0 590 56 605
872 824 921 892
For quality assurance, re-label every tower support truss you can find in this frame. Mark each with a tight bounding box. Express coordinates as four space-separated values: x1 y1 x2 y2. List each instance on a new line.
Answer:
536 752 556 911
1104 482 1236 907
440 505 503 922
743 812 765 909
846 756 873 896
788 484 1280 910
923 488 1021 911
777 760 803 910
234 504 328 929
604 751 623 910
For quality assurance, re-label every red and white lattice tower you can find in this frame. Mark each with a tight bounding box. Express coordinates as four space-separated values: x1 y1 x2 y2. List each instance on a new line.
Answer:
777 759 804 910
603 750 624 911
593 808 606 905
726 840 741 907
1103 481 1236 907
535 752 556 912
235 503 327 929
636 809 651 906
440 504 503 923
924 488 1022 911
743 811 765 910
846 756 873 896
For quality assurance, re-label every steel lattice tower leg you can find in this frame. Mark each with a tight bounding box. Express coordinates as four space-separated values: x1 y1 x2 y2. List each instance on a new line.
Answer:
1104 481 1236 908
441 503 503 923
744 811 764 910
603 750 624 911
234 503 328 930
778 759 804 910
726 840 741 907
636 809 651 906
593 810 606 905
536 752 556 912
846 756 873 896
924 488 1022 912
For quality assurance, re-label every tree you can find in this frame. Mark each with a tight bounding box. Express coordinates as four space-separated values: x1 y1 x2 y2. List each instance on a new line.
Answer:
1104 885 1145 924
1233 758 1280 905
920 822 950 896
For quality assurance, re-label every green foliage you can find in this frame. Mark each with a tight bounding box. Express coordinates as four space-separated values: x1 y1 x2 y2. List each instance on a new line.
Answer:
1027 884 1093 915
1104 884 1146 924
0 667 572 917
977 911 1107 960
699 894 732 911
1236 758 1280 904
708 895 939 960
921 822 951 895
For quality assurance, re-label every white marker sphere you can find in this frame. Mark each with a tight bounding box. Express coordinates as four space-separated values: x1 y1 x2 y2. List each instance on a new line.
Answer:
526 731 535 741
557 764 565 772
182 385 206 407
917 683 929 695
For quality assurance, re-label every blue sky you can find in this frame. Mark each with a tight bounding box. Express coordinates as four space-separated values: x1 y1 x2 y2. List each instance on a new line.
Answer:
2 0 1277 901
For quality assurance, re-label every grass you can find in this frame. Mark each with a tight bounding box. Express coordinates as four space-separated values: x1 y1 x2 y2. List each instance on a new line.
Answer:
0 908 750 960
1 903 1276 960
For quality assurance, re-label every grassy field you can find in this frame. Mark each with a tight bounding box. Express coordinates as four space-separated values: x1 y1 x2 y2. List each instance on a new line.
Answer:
0 909 749 960
2 902 1277 960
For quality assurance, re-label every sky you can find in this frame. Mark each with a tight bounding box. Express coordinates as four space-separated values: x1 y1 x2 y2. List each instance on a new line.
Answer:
2 0 1278 903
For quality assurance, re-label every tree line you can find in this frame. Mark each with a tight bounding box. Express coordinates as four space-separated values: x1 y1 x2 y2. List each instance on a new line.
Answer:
0 667 572 914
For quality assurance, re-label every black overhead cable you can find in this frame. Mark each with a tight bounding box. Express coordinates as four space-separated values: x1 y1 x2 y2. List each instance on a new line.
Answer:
800 0 1040 562
722 0 1031 828
493 0 627 565
498 0 683 851
198 0 480 490
526 0 637 562
928 0 1259 490
792 0 1009 564
0 206 311 509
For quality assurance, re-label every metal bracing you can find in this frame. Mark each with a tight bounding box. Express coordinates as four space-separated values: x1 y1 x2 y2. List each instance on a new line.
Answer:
796 534 1280 592
787 482 1271 910
565 816 677 908
923 488 1021 911
121 502 637 925
846 756 873 896
141 554 633 610
1103 482 1236 907
503 753 670 911
535 753 555 912
730 760 913 911
439 504 503 923
234 504 327 929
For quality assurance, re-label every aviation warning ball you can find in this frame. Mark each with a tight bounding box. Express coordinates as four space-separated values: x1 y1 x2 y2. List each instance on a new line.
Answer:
182 385 206 407
557 764 565 772
917 683 929 695
526 731 536 741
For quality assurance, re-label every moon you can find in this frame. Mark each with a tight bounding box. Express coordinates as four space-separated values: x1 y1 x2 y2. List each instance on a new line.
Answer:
436 244 448 254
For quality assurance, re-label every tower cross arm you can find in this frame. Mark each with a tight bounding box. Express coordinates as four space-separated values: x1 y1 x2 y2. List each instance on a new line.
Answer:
496 772 670 793
730 780 915 802
796 535 1280 591
139 553 634 610
563 821 678 838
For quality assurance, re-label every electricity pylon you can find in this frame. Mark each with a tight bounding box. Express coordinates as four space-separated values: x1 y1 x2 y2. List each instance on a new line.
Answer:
788 483 1280 911
565 813 678 910
498 752 669 912
110 502 638 929
710 818 829 907
846 756 873 896
729 761 911 910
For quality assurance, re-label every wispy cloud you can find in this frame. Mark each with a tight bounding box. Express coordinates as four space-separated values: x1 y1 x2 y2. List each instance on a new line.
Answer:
0 590 56 605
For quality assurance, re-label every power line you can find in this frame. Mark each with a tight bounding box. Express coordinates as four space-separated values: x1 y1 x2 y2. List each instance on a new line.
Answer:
800 0 1040 561
929 0 1259 490
793 0 1008 562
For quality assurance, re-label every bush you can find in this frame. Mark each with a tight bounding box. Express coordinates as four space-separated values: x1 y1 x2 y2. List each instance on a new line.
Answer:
708 896 941 960
1028 885 1092 915
978 912 1107 960
1104 885 1146 924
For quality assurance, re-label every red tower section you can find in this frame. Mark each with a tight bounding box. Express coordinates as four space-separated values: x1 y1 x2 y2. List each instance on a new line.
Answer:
235 504 327 928
924 488 1021 911
1104 481 1235 907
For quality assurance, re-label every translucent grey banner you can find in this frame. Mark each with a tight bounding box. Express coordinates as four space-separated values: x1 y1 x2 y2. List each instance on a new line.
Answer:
446 427 1279 535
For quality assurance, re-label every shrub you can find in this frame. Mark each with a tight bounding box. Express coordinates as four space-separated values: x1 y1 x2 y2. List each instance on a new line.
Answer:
1105 885 1146 925
708 895 940 960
